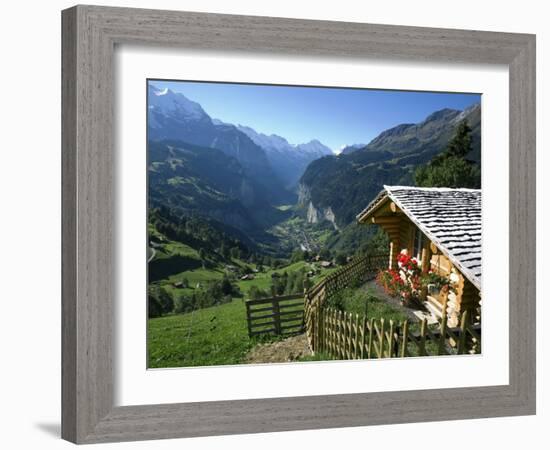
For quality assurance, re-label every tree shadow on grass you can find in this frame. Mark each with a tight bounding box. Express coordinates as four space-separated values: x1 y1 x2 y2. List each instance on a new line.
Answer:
148 255 202 282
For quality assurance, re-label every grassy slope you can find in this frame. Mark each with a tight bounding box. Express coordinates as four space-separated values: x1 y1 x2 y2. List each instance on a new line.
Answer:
331 286 440 356
148 299 254 368
148 223 341 368
148 230 254 367
332 287 408 324
148 267 338 367
148 254 338 368
149 226 245 299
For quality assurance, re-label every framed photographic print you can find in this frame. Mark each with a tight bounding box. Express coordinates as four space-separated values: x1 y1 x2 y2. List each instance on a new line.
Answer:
62 5 536 444
145 78 483 368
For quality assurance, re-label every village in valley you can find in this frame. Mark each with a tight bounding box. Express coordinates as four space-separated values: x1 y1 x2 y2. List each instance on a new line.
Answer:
147 81 482 368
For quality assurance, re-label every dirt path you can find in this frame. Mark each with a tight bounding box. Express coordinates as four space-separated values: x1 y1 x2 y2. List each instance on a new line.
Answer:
245 334 312 364
147 247 156 263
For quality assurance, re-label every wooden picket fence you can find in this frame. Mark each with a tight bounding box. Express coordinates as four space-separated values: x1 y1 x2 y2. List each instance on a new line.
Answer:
245 293 304 338
304 254 388 350
305 253 481 358
314 307 481 359
306 253 389 302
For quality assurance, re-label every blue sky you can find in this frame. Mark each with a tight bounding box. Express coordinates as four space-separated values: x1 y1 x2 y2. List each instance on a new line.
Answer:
150 79 480 152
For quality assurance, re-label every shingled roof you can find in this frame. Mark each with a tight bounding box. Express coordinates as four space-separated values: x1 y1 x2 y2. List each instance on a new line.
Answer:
357 186 482 290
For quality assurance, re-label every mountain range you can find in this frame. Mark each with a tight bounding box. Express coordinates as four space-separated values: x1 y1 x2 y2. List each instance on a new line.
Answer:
148 84 336 194
147 82 480 255
236 125 333 188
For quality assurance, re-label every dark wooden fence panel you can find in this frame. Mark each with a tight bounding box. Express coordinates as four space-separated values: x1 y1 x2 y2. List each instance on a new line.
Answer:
246 294 304 338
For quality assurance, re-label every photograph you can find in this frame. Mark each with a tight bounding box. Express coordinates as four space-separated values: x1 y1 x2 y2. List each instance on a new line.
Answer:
146 80 482 368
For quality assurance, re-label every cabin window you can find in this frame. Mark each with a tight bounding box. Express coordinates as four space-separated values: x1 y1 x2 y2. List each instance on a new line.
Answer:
412 228 424 262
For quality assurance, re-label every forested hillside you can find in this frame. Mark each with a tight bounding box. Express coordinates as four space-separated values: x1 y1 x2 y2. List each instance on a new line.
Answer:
148 140 290 245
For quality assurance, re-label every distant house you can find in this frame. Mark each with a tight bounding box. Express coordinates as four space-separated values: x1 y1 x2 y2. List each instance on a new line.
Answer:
320 261 333 268
357 186 481 326
240 274 255 281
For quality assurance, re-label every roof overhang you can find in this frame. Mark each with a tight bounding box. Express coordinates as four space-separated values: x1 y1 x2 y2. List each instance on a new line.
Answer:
356 189 391 223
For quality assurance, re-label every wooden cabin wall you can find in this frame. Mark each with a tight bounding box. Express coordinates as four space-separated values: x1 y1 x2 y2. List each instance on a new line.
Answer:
430 248 458 324
430 250 480 326
456 276 482 323
381 217 433 273
374 215 404 269
430 251 452 276
400 220 413 257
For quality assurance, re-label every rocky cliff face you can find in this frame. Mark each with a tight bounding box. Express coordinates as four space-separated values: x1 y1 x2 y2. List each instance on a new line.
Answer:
298 183 339 230
306 202 339 230
297 183 312 206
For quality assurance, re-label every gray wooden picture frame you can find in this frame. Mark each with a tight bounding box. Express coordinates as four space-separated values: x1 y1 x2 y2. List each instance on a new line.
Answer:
61 5 536 444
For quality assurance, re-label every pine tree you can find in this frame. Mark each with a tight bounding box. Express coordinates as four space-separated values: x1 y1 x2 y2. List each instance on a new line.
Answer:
445 119 472 158
415 119 480 189
230 247 241 260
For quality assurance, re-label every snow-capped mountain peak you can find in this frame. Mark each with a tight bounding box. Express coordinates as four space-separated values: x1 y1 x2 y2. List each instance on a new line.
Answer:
294 139 333 156
237 125 292 153
235 125 333 188
147 86 334 189
237 126 332 156
212 118 230 126
148 84 208 122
